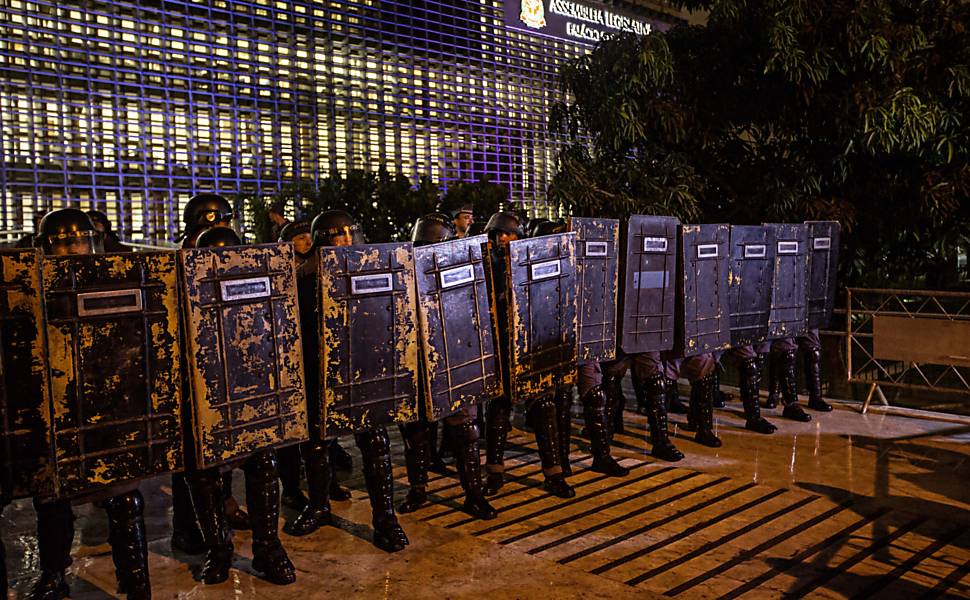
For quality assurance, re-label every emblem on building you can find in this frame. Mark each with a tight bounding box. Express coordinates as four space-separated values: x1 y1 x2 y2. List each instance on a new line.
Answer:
520 0 547 29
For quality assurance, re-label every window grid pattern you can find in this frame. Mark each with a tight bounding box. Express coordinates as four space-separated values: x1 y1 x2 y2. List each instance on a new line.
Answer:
0 1 669 241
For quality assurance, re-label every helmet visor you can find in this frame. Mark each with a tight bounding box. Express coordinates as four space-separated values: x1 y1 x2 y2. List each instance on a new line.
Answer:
44 230 103 256
315 224 363 247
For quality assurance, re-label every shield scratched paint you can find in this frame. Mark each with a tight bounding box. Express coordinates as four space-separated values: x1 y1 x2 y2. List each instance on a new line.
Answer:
728 225 775 347
0 249 54 500
318 243 420 435
569 217 619 365
506 233 578 404
766 223 810 339
181 243 308 469
806 221 840 329
42 251 183 497
620 215 678 354
676 224 732 357
414 235 500 420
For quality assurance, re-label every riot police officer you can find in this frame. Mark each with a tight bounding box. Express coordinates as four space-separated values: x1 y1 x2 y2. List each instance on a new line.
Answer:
286 210 409 553
765 331 829 420
397 213 497 520
27 208 151 600
86 210 128 253
449 203 475 238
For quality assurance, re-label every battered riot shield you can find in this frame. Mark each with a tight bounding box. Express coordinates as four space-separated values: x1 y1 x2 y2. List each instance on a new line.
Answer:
728 225 776 347
569 217 619 364
180 243 308 469
0 249 53 501
619 215 678 354
806 221 840 329
318 242 420 435
42 251 183 497
505 233 578 404
675 224 731 357
766 223 809 339
414 235 500 421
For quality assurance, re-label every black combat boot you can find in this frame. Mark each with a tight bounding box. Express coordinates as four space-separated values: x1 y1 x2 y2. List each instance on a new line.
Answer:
690 373 722 447
712 362 727 407
778 350 811 422
397 421 430 513
105 490 150 599
330 440 353 471
581 386 629 476
277 444 308 511
223 472 250 531
244 451 296 585
484 396 511 496
532 396 575 498
188 470 233 585
328 438 352 501
451 420 497 520
555 386 574 476
738 357 776 434
804 347 832 411
28 498 74 600
427 421 449 474
438 419 455 462
603 373 626 437
764 352 780 408
665 377 689 415
171 473 206 554
632 375 684 461
356 427 409 552
285 440 332 536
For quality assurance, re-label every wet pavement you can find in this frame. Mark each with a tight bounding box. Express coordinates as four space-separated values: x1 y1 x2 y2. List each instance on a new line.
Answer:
3 382 969 599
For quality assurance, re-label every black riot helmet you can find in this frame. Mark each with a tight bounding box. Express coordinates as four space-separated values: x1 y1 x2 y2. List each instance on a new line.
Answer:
86 209 112 234
195 226 242 248
531 219 567 237
484 211 524 239
311 210 362 247
465 221 486 237
411 212 455 247
182 193 233 239
279 220 313 261
37 208 102 256
526 217 550 238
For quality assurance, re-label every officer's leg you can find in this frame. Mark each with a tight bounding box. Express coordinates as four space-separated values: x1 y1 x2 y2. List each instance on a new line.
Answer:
484 394 512 495
772 339 811 421
355 426 409 552
187 468 233 584
555 386 574 476
712 352 732 408
530 395 575 498
397 420 430 513
733 347 777 434
170 473 205 554
105 489 150 599
427 421 449 474
578 362 629 476
277 444 307 510
27 497 73 600
285 439 332 536
799 329 832 411
222 471 250 531
631 353 684 462
684 355 722 447
446 408 497 520
328 440 352 501
601 354 631 436
243 450 296 585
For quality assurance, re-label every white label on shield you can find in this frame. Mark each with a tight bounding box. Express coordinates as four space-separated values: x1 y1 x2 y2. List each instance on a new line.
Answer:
744 244 767 258
585 241 608 256
642 237 667 253
531 260 561 281
697 244 719 258
813 237 831 250
777 241 799 254
351 273 394 295
77 289 143 317
439 265 475 289
221 277 271 301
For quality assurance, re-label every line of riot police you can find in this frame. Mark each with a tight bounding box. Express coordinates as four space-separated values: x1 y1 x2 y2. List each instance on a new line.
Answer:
0 199 838 598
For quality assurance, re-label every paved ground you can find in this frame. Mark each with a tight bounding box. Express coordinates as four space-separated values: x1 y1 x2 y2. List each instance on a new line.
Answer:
3 385 969 599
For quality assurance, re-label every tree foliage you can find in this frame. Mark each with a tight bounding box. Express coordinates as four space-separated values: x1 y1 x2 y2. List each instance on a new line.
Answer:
552 0 970 287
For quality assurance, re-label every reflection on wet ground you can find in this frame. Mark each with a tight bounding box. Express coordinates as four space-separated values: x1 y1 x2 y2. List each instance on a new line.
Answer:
3 384 969 599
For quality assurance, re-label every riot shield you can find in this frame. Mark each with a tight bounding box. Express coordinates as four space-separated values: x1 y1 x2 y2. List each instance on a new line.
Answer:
180 243 308 469
619 215 678 354
569 217 619 364
766 223 809 339
414 235 500 421
42 251 183 497
675 224 732 357
0 249 53 500
506 233 578 404
318 242 420 435
806 221 841 329
728 225 776 347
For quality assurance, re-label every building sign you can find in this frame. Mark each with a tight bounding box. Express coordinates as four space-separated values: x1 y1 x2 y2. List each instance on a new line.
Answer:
504 0 673 44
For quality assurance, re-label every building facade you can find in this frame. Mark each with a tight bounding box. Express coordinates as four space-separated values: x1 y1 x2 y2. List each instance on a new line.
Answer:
0 0 679 242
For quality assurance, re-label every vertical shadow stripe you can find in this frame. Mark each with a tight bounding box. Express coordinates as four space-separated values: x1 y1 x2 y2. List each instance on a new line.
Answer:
557 477 739 565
